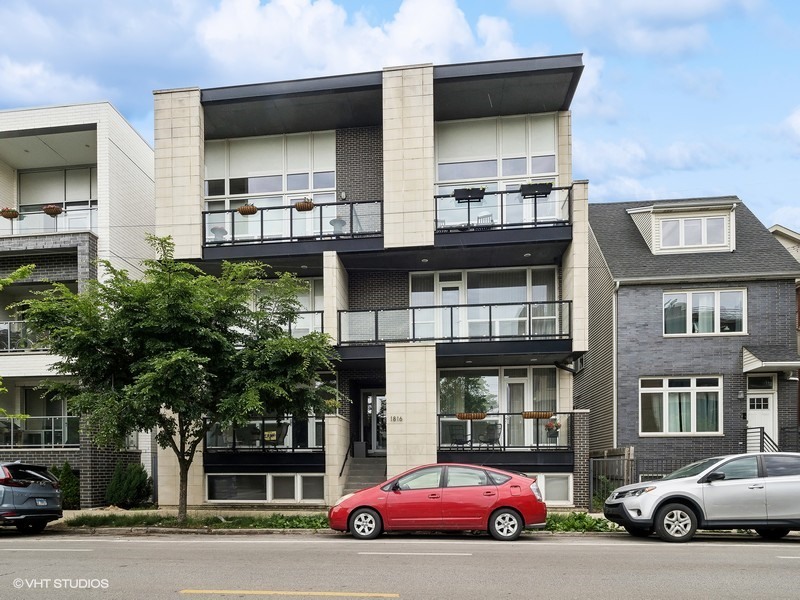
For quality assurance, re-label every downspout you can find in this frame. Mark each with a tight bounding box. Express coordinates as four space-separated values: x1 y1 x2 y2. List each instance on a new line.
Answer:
613 280 620 450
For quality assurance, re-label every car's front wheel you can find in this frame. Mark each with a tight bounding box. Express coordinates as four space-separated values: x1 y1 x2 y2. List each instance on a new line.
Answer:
654 503 697 542
488 508 523 541
16 521 47 535
624 525 653 538
755 527 791 540
349 508 382 540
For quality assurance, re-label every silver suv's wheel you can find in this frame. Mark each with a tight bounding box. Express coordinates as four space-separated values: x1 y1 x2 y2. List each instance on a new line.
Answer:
488 508 523 541
654 503 697 542
349 508 382 540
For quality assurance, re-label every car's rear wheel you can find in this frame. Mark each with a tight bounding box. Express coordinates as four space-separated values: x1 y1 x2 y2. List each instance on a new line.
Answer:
624 525 653 538
755 527 791 540
654 503 697 542
488 508 523 541
349 508 382 540
16 521 47 535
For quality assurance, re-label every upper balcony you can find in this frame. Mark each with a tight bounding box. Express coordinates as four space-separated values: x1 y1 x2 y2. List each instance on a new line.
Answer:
0 203 98 237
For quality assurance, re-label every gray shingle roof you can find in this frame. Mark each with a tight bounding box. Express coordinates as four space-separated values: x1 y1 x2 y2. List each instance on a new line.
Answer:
589 197 800 282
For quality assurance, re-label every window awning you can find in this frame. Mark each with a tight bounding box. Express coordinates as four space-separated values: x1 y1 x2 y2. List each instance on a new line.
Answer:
743 346 800 373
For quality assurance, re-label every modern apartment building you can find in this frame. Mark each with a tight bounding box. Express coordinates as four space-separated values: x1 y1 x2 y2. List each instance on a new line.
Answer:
154 55 590 510
0 103 155 506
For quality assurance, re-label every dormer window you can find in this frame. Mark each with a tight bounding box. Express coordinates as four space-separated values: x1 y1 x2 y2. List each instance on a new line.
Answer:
660 216 727 249
627 201 737 255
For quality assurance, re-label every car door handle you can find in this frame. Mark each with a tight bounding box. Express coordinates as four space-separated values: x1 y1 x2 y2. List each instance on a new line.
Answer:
428 494 440 499
748 484 764 490
483 491 496 496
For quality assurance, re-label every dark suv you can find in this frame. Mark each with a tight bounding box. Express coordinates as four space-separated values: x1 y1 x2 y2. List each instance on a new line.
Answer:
0 462 63 534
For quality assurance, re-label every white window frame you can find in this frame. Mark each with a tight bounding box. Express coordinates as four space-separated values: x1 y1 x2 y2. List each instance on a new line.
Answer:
663 289 747 336
639 376 724 436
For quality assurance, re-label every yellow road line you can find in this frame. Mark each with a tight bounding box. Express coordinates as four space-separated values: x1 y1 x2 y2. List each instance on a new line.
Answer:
180 591 399 598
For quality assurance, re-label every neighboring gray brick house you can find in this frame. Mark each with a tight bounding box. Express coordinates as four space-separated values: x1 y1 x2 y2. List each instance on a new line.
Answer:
576 197 800 478
0 103 155 507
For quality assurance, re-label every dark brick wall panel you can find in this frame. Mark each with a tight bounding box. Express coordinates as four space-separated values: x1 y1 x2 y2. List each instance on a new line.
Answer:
336 127 383 203
348 271 409 311
0 232 98 289
79 421 143 508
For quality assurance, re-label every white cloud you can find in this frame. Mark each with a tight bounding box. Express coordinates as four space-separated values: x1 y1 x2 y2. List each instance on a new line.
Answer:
589 175 662 203
785 107 800 144
0 56 108 106
571 52 622 120
195 0 520 82
510 0 761 56
768 204 800 233
574 137 649 177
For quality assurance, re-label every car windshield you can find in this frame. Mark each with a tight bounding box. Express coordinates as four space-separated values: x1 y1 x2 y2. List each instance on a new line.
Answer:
661 457 723 480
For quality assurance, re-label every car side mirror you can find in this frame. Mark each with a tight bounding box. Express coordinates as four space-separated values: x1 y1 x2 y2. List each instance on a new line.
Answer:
391 481 401 492
705 471 726 483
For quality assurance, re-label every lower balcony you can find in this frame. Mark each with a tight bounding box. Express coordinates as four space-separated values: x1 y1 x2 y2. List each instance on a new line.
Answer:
0 321 47 352
0 416 80 448
203 415 325 471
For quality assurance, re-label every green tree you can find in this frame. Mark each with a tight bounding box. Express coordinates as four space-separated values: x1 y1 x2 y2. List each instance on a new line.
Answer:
0 263 35 397
20 236 338 522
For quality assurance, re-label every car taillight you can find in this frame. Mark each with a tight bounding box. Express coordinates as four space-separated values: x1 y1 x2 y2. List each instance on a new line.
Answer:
529 479 543 501
0 466 30 488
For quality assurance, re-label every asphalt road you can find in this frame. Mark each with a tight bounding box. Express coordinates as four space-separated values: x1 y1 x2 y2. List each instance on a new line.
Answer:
2 531 800 599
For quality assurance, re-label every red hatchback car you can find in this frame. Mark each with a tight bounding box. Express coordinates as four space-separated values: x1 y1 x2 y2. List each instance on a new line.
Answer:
329 463 547 540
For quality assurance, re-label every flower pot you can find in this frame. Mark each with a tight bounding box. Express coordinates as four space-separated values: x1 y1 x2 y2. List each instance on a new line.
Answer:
519 182 553 197
546 430 559 439
456 412 487 421
454 187 485 202
237 204 257 216
42 205 63 217
0 208 19 219
294 199 315 212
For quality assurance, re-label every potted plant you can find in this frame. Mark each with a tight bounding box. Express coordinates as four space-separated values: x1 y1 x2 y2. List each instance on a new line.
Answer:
0 207 19 219
237 204 257 216
42 204 63 217
545 417 561 438
294 198 315 212
454 187 486 202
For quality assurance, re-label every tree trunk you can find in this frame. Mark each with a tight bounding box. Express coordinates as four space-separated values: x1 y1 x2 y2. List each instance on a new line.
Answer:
177 459 189 523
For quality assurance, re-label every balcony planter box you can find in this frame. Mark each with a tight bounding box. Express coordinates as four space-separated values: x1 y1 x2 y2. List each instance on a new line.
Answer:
42 204 63 217
294 199 315 212
237 204 258 216
522 411 553 420
519 183 553 197
454 188 485 202
0 208 19 219
456 412 486 420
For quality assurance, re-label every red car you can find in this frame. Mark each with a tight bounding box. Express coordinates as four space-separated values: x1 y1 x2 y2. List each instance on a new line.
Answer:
329 463 547 541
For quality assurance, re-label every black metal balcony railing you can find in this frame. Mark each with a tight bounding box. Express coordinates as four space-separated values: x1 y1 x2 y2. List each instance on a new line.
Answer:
338 301 571 345
434 186 572 232
437 411 573 451
0 416 80 448
0 321 47 352
204 415 325 453
203 199 383 245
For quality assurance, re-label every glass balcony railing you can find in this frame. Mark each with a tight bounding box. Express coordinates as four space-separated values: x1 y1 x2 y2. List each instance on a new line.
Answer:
437 411 573 451
0 206 98 236
286 312 324 338
338 301 571 344
0 416 80 448
203 199 382 246
433 185 571 231
0 321 47 352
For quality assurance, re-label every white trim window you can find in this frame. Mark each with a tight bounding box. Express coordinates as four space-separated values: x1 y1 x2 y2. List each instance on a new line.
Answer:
206 473 324 502
658 214 729 252
639 377 723 435
663 289 746 335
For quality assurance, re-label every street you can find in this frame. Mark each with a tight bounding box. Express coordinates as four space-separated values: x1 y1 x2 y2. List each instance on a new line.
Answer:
2 531 800 599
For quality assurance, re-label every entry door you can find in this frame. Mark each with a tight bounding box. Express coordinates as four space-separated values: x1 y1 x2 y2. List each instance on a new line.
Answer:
747 392 776 451
506 379 528 447
363 390 386 454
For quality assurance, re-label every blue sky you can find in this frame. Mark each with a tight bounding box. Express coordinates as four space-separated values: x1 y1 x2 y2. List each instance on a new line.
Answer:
1 0 799 230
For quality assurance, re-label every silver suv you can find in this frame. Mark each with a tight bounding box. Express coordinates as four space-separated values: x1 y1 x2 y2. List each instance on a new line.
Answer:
0 462 63 534
604 452 800 542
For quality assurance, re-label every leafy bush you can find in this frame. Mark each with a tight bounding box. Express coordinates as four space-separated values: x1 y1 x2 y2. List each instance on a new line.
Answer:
546 511 618 532
105 462 153 509
51 461 80 509
66 513 330 529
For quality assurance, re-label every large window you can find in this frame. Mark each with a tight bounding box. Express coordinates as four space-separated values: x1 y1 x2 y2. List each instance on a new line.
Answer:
663 290 745 335
640 377 722 435
207 473 324 502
